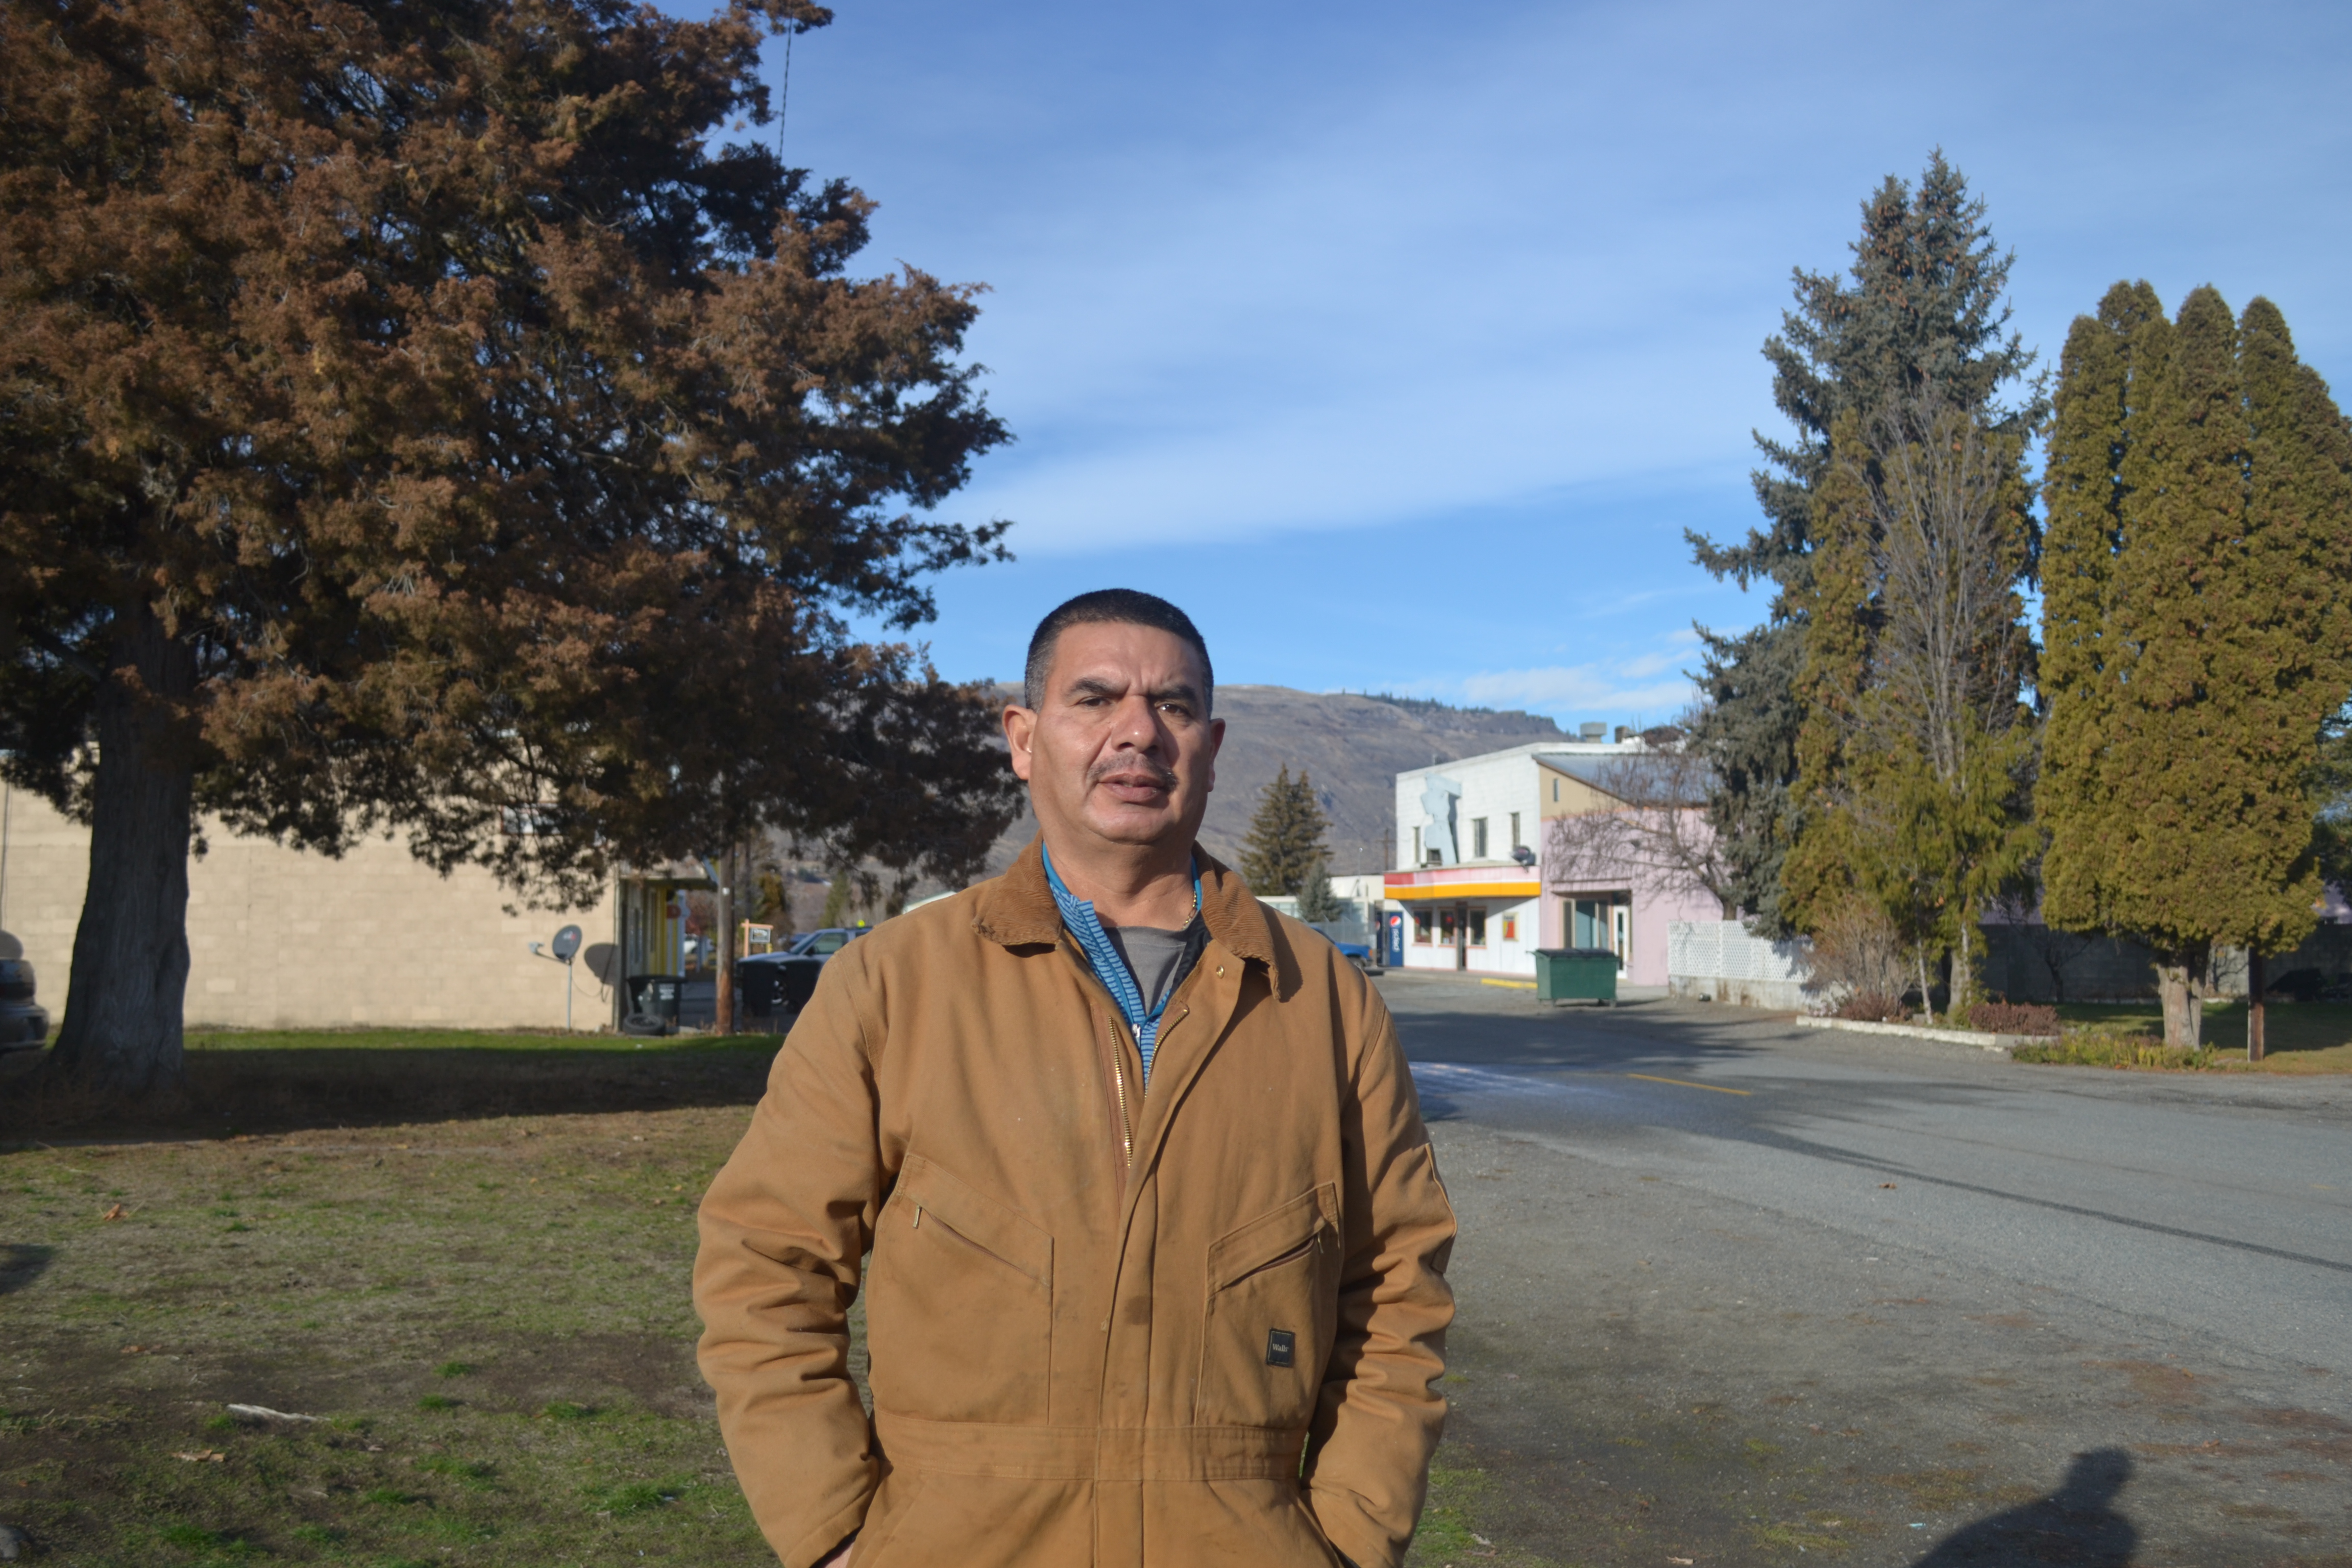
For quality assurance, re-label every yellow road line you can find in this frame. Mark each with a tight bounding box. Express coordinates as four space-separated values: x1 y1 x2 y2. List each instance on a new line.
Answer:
1626 1072 1752 1097
1480 978 1537 990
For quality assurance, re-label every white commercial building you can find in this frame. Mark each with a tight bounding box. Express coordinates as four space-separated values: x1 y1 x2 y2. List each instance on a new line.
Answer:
1385 732 1724 982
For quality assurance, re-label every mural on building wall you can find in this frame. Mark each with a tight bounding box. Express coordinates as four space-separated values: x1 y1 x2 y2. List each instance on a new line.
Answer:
1419 775 1461 866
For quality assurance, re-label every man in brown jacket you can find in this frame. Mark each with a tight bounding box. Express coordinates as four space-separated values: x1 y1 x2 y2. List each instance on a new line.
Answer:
695 589 1456 1568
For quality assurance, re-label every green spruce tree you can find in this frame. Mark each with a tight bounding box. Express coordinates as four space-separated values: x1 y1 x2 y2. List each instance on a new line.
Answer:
2040 285 2352 1045
1296 853 1345 923
1689 153 2040 934
1237 766 1331 897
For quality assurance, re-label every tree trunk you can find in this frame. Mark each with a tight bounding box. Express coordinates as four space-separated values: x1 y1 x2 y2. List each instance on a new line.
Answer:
2154 957 2203 1050
1916 946 1934 1025
1953 920 1975 1019
47 602 200 1099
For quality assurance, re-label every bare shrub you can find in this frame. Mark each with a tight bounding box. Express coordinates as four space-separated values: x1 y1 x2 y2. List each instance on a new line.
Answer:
1833 990 1908 1023
1802 897 1908 1013
1964 999 2059 1037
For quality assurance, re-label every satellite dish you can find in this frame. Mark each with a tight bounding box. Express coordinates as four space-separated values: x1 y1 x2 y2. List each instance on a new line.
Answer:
551 924 583 962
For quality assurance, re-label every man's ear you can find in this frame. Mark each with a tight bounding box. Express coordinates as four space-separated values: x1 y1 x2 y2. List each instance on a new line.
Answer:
1004 704 1038 783
1204 716 1224 793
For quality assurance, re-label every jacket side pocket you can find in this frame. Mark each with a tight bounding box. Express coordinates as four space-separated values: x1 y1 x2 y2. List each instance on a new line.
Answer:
867 1154 1055 1423
1194 1183 1339 1428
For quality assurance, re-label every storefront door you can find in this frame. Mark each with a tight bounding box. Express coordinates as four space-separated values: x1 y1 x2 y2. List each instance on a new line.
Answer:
1569 894 1631 971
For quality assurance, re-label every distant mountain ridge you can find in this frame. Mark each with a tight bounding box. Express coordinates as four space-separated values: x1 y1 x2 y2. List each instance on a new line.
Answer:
982 685 1568 879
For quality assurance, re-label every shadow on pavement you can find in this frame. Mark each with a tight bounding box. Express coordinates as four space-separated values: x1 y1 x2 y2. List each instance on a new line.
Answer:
1907 1448 2137 1566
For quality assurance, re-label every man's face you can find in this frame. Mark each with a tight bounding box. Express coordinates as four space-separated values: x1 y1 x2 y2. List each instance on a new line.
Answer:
1006 621 1223 858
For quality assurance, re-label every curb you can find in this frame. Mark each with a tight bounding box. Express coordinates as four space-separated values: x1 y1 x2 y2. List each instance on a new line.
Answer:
1792 1015 2057 1055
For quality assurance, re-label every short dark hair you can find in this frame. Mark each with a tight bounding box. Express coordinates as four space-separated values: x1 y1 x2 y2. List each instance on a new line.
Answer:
1023 589 1214 713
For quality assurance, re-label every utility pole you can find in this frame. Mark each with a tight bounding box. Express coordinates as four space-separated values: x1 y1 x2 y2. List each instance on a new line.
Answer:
714 845 736 1036
2248 949 2266 1062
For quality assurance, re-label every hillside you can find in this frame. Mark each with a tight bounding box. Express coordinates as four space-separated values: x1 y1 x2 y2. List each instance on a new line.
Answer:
978 685 1565 879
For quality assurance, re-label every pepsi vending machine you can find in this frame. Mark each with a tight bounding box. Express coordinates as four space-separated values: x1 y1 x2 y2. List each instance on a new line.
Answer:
1383 909 1405 969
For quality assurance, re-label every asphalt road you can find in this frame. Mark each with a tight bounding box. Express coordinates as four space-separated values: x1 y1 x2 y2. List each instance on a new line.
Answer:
1379 973 2352 1566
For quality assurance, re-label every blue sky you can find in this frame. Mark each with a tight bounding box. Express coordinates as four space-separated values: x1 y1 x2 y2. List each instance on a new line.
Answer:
749 0 2352 729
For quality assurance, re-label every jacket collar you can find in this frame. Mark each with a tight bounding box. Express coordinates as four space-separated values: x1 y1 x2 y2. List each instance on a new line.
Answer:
974 832 1276 967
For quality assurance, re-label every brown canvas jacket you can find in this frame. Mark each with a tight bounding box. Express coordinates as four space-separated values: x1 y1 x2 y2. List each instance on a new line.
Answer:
694 839 1456 1568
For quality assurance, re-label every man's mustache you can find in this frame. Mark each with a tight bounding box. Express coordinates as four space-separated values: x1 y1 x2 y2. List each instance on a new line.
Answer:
1088 756 1179 791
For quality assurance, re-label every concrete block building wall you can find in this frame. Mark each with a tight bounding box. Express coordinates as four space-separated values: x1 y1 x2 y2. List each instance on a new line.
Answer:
0 787 612 1032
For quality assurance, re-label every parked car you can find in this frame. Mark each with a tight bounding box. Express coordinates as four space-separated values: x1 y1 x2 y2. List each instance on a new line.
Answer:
736 926 872 1018
0 932 51 1075
782 925 869 958
734 952 822 1017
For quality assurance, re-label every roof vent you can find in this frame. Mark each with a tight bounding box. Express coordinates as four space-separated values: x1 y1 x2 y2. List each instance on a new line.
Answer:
1579 722 1606 742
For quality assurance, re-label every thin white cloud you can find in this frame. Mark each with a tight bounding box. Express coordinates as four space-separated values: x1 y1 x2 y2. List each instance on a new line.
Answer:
1450 661 1699 722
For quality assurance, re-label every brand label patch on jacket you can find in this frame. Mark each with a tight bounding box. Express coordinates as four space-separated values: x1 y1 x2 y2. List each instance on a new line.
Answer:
1266 1329 1296 1368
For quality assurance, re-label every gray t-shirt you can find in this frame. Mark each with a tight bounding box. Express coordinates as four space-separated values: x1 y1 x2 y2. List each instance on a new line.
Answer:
1105 922 1200 1014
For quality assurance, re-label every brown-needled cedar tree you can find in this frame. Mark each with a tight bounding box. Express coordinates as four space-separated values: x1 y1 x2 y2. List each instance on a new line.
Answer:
0 0 1023 1095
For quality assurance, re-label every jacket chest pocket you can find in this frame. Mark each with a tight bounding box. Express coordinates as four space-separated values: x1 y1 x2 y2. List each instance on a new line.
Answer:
1194 1183 1339 1428
867 1155 1055 1424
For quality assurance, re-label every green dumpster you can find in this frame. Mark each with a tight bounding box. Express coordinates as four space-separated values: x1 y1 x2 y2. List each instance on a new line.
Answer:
1534 947 1619 1006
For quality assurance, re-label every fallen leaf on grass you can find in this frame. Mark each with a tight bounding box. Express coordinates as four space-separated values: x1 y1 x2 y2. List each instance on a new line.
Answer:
1671 1559 1696 1565
121 1345 145 1355
174 1451 226 1463
1879 1182 1897 1189
101 1203 128 1220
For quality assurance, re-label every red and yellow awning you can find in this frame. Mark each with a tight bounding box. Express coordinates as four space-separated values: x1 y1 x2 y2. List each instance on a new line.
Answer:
1381 877 1539 902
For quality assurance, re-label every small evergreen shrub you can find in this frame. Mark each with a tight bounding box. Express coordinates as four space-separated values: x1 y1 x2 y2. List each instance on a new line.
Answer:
1964 999 2059 1036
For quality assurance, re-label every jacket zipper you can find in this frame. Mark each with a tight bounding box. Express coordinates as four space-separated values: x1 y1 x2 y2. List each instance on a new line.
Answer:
1106 1015 1135 1173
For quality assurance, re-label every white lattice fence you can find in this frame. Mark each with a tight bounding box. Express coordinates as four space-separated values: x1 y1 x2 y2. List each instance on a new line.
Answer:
1667 920 1811 1010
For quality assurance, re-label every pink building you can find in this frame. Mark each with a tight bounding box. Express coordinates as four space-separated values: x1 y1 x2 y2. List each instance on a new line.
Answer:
1388 741 1723 985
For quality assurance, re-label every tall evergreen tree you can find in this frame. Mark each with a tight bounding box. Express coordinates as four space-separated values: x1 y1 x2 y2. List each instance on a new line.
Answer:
1237 766 1330 897
1783 396 2039 1018
2039 285 2352 1046
1689 153 2039 933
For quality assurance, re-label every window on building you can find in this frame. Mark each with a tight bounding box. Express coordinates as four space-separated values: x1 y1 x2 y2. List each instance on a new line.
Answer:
1412 908 1434 944
1501 914 1517 942
1467 908 1486 946
1411 826 1422 866
1438 908 1459 945
1509 812 1521 851
1552 777 1560 802
1567 896 1630 969
1472 817 1488 859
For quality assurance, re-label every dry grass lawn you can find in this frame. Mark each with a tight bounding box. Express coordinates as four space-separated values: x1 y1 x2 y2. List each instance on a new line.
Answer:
2 1028 1506 1565
2 1030 794 1565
